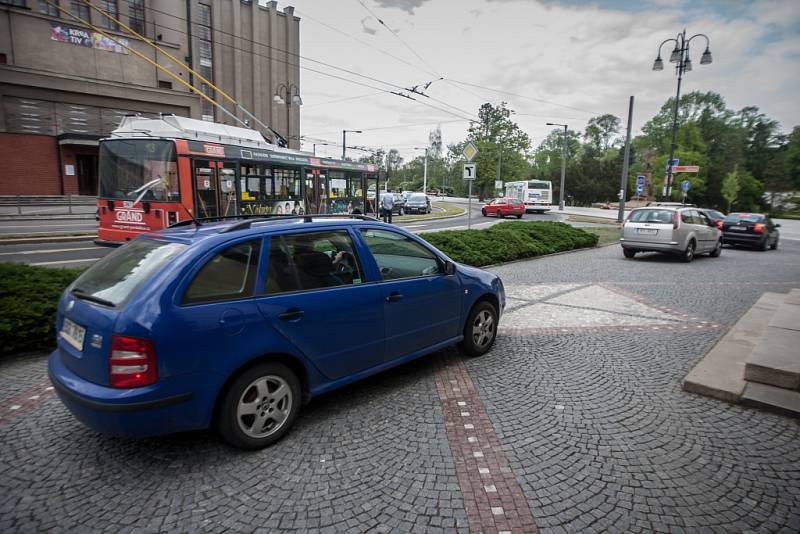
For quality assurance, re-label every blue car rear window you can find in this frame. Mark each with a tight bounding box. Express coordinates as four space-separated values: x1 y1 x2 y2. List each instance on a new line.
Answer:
70 239 187 307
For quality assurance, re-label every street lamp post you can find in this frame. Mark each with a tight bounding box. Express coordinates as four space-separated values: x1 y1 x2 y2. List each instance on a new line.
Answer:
652 29 712 201
413 147 429 194
273 83 302 148
546 122 568 210
342 130 362 160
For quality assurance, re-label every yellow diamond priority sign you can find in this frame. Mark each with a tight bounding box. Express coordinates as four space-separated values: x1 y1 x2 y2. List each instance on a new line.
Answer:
462 142 478 162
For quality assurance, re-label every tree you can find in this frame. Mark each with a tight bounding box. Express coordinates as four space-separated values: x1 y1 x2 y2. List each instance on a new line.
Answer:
464 102 532 199
784 126 800 190
722 166 741 212
584 114 621 152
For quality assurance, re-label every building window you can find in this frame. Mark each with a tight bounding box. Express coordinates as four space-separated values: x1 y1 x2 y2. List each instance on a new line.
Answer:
128 0 144 34
70 0 89 21
37 0 59 16
97 0 118 31
0 0 27 6
197 4 215 121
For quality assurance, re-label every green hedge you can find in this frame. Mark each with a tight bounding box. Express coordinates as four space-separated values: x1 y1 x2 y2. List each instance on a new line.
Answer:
0 263 84 355
421 221 599 267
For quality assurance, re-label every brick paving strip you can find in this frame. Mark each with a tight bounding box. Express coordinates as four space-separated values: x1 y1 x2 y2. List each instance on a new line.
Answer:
434 354 539 534
0 382 54 428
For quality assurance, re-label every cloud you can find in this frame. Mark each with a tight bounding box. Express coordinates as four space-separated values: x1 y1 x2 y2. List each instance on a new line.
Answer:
373 0 430 14
290 0 800 160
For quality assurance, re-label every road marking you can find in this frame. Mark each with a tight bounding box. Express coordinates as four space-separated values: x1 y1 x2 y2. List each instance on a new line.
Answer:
400 224 428 229
0 247 100 256
30 258 101 266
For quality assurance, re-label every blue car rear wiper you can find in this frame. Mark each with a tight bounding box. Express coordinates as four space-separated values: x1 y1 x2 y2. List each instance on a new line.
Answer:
70 288 116 308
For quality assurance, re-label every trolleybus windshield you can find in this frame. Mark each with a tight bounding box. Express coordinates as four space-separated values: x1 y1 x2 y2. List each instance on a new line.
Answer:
99 140 179 202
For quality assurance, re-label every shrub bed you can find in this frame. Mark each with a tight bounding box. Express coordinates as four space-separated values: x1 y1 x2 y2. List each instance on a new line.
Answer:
0 263 84 355
421 221 599 267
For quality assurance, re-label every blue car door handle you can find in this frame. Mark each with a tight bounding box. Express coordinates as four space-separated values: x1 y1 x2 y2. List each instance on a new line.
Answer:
385 292 403 303
278 309 305 321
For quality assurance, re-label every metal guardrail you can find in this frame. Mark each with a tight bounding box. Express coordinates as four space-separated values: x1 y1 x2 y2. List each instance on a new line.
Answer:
0 195 97 216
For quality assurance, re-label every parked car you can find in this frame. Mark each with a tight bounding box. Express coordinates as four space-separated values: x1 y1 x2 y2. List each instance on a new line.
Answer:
620 206 722 262
482 198 525 219
405 193 432 214
721 213 780 250
698 208 726 230
380 192 406 215
48 215 505 449
647 201 696 207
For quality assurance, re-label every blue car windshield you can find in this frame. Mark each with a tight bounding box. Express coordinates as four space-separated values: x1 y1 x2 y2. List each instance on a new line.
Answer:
69 239 187 307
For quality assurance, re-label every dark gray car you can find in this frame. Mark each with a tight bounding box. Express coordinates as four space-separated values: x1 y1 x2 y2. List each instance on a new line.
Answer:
405 193 432 214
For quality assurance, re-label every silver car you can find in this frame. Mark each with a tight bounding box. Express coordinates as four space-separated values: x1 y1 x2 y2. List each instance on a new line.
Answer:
620 207 722 262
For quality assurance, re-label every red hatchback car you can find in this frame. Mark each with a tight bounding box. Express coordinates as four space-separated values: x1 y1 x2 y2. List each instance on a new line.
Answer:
482 198 525 219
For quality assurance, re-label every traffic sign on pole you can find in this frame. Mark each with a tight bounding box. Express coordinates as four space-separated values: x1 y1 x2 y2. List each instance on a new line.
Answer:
672 165 700 173
462 142 479 162
681 180 690 192
666 158 679 171
463 163 476 180
636 175 645 194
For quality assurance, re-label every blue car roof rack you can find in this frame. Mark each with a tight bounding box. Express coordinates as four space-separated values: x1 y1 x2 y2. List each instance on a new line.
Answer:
168 213 379 232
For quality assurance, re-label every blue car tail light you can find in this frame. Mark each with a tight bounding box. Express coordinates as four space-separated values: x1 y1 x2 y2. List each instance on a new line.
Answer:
109 335 157 388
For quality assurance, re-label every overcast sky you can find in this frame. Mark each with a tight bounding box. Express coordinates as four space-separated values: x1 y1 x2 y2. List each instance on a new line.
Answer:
282 0 800 161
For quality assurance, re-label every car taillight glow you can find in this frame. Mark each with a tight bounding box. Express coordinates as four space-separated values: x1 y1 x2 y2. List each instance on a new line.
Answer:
109 335 157 388
715 220 723 230
673 211 679 229
753 223 765 234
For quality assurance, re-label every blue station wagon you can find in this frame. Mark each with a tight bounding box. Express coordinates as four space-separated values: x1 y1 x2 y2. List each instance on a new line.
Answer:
48 215 505 449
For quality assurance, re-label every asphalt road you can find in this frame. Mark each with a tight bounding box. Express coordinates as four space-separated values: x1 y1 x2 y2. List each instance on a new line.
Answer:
0 202 561 268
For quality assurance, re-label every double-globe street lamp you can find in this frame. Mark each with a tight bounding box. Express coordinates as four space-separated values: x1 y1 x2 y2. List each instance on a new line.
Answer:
652 30 712 201
546 122 568 211
273 83 302 147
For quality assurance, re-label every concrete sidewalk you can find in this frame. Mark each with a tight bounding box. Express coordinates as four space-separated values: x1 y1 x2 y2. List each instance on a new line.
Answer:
683 288 800 416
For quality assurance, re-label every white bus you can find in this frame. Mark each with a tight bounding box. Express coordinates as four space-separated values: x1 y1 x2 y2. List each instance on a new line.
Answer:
505 180 552 213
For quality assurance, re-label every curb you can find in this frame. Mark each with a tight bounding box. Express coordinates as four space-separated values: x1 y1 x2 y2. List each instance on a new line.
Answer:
396 207 467 224
473 241 619 270
0 215 96 221
0 234 97 246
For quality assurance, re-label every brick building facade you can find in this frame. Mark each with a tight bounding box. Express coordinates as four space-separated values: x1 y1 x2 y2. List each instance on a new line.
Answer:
0 0 301 195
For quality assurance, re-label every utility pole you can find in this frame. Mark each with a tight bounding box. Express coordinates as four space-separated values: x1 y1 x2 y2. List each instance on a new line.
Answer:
342 130 362 160
617 96 634 223
423 148 428 194
547 123 568 210
496 139 503 193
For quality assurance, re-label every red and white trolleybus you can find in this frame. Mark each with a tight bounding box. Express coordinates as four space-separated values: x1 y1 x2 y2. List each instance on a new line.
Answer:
96 115 380 245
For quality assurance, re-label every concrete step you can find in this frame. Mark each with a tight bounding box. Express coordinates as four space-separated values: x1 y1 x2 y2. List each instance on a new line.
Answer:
682 292 784 402
744 296 800 390
741 382 800 418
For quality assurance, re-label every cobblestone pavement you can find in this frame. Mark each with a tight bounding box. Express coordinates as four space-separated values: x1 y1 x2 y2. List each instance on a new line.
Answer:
1 242 799 532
